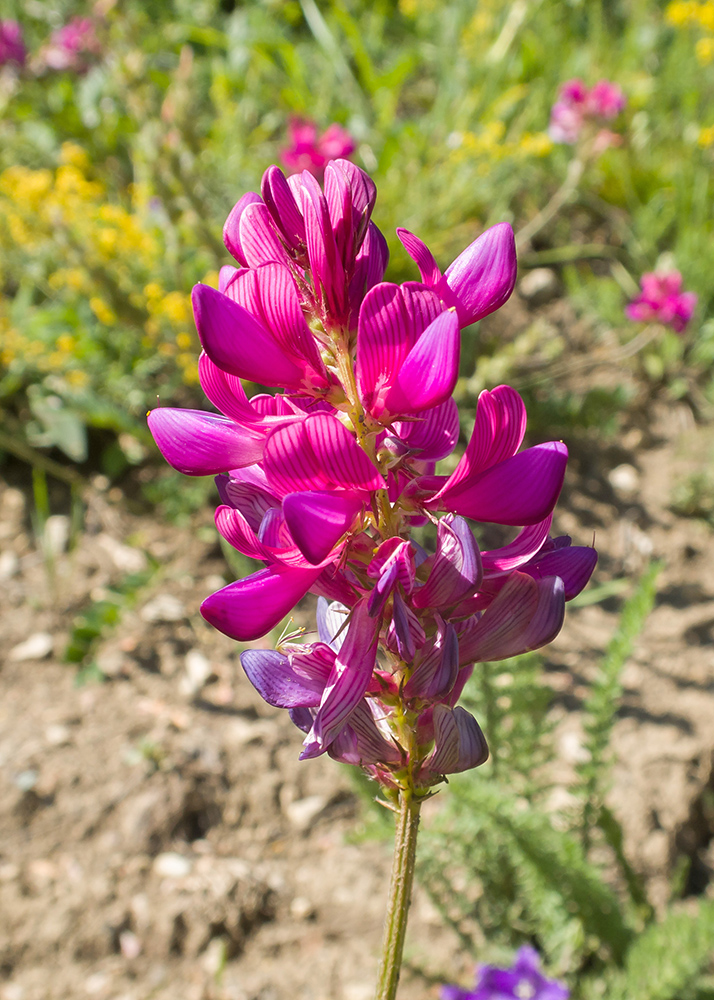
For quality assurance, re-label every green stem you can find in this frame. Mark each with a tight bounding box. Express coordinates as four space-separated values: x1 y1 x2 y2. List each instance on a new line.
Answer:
374 788 422 1000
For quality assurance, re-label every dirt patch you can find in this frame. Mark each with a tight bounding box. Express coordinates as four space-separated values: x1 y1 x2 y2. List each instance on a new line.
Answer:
1 391 714 998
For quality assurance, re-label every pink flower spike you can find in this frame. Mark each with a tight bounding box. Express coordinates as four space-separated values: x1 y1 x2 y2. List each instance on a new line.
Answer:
148 408 266 476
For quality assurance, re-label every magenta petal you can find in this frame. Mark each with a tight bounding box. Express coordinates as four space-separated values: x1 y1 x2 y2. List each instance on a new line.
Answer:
382 309 460 416
422 705 488 774
300 170 346 319
438 385 527 495
148 408 266 476
481 516 554 574
264 413 385 497
356 282 443 411
283 491 363 565
434 442 568 526
413 515 482 609
238 201 293 268
201 564 322 641
444 222 517 326
328 702 402 766
198 353 259 424
523 544 598 600
457 572 565 663
260 165 306 249
300 600 379 757
396 228 442 286
349 222 390 317
223 191 262 265
240 648 330 708
192 283 305 388
393 398 460 463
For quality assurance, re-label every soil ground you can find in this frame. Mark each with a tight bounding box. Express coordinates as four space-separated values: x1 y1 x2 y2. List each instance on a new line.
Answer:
1 293 714 1000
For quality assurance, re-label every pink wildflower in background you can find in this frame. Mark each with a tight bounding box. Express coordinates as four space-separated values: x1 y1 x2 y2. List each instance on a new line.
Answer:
549 78 626 146
281 118 357 179
441 946 569 1000
0 20 26 67
626 271 697 333
40 17 100 73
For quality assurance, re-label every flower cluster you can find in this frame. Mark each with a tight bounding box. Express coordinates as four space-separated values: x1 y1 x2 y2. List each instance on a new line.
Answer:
626 270 697 333
0 20 26 68
441 946 569 1000
281 118 357 179
149 160 596 792
38 17 101 74
549 78 626 148
666 1 714 64
0 17 101 76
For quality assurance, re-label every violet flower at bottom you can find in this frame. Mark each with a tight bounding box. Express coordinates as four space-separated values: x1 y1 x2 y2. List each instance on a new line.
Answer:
441 946 569 1000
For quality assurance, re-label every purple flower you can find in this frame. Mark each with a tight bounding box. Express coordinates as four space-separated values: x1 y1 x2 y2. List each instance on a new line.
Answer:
549 78 626 146
441 946 569 1000
40 17 100 73
625 270 697 334
281 118 357 180
0 20 26 67
148 161 596 788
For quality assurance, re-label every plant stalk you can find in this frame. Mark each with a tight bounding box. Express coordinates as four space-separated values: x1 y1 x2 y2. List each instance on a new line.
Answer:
374 788 422 1000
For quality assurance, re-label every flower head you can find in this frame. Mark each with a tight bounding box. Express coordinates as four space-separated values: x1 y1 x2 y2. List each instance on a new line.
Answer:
441 946 569 1000
549 78 626 146
148 160 596 792
0 20 26 67
281 118 357 179
625 270 697 333
40 17 100 73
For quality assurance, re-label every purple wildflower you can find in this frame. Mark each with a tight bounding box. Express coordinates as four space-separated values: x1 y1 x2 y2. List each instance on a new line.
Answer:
625 270 697 334
441 946 569 1000
549 78 626 146
281 118 357 180
0 20 26 67
148 160 596 789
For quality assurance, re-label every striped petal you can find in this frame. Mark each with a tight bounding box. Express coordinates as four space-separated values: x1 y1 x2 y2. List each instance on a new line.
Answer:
260 165 306 250
223 191 262 265
148 408 266 476
433 442 568 527
481 516 553 574
192 283 305 389
238 201 292 268
283 490 363 565
421 704 489 775
240 647 332 708
392 398 460 463
300 600 379 757
413 515 482 609
456 572 565 663
444 222 517 326
380 309 460 417
263 413 385 497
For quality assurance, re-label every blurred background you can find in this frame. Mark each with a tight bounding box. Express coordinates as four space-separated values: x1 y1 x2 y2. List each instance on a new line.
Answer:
1 2 714 999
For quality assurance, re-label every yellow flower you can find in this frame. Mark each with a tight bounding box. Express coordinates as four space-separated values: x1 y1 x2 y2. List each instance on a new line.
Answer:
66 369 89 388
89 297 117 325
159 291 191 325
59 143 90 170
176 332 193 350
56 334 76 353
519 132 554 157
698 124 714 146
696 35 714 62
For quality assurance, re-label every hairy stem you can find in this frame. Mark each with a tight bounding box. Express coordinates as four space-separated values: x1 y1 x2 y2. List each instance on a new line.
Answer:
374 788 422 1000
